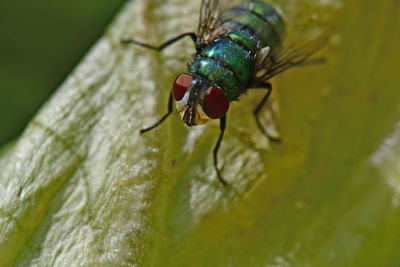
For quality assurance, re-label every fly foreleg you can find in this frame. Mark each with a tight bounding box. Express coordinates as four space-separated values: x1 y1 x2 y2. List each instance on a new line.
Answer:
140 91 173 134
121 32 197 51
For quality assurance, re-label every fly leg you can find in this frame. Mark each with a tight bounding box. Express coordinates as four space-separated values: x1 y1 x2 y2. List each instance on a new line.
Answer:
122 32 197 134
140 91 173 134
121 32 197 51
213 116 227 186
252 82 281 143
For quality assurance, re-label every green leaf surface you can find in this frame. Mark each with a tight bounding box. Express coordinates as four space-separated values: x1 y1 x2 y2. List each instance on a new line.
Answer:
1 0 400 266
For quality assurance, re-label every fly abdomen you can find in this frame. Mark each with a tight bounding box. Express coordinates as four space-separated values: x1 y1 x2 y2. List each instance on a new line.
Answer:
221 1 285 56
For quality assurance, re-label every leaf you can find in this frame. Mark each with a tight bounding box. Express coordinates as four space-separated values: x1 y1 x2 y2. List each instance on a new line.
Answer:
1 0 400 266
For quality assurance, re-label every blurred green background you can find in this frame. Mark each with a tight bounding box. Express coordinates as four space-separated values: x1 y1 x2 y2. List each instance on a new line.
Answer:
0 0 127 147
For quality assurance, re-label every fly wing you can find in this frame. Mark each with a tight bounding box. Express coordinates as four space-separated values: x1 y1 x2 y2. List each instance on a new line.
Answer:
197 0 240 43
197 0 223 42
253 36 329 82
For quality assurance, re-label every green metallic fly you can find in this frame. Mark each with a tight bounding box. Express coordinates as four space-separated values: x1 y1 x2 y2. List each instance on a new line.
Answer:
122 0 326 185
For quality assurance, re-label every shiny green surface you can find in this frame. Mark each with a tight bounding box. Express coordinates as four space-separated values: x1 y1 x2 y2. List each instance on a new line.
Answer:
222 1 283 55
189 56 242 100
200 39 252 84
228 31 258 52
1 0 400 266
222 1 283 50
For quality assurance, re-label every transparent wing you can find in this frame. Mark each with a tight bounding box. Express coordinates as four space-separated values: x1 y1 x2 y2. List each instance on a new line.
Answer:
197 0 241 43
254 35 329 81
197 0 223 42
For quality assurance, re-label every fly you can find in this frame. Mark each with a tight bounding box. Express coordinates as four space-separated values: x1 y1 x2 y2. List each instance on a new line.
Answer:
122 0 327 185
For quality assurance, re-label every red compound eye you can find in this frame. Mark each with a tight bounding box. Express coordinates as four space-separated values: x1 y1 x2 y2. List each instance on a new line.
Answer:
172 73 193 101
203 85 229 119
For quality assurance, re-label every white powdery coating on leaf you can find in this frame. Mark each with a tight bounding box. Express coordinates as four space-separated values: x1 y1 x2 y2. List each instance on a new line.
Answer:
183 125 207 153
1 0 162 266
265 242 306 267
370 120 400 207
